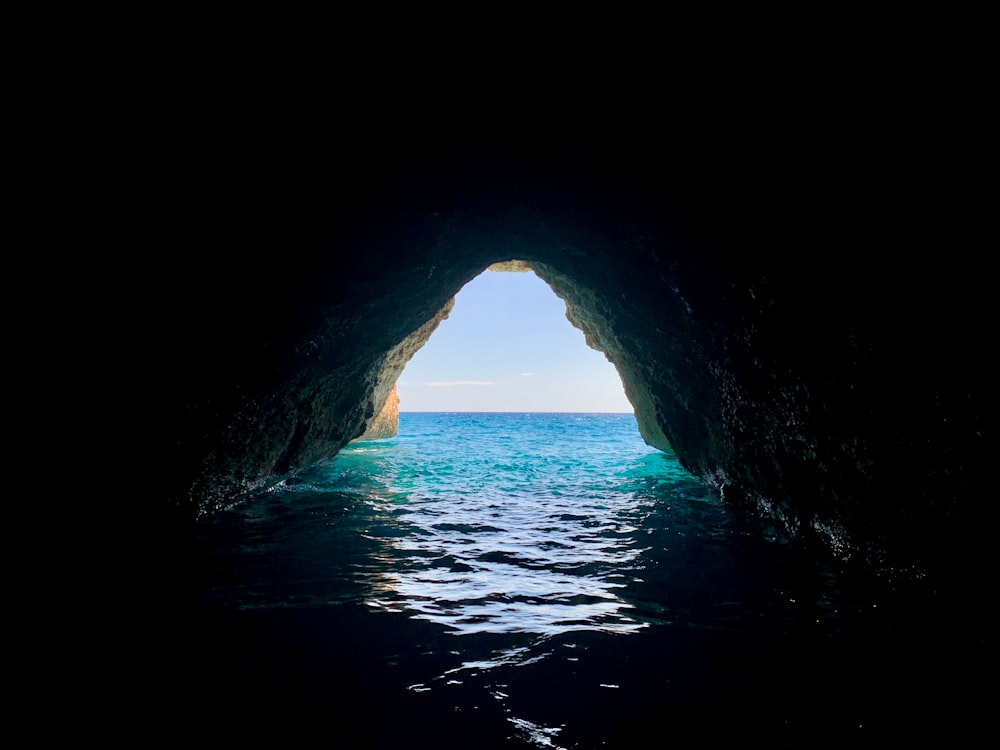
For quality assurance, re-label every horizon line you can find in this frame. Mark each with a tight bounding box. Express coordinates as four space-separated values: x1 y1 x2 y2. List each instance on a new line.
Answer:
399 409 634 414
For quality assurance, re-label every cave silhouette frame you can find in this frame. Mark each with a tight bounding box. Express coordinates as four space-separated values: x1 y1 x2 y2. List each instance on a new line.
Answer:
167 165 985 591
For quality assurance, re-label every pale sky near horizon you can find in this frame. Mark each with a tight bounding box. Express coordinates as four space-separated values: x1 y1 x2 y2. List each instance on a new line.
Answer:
397 269 633 413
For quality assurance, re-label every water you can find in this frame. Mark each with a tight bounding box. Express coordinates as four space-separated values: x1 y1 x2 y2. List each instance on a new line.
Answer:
173 413 985 746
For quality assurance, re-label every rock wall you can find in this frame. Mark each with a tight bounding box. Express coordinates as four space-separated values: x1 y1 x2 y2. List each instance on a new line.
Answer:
131 138 987 591
352 297 456 442
350 384 399 442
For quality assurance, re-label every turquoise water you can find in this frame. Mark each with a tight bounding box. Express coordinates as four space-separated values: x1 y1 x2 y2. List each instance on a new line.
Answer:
185 413 982 746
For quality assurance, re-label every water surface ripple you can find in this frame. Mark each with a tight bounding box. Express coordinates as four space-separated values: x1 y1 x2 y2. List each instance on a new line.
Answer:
191 412 983 747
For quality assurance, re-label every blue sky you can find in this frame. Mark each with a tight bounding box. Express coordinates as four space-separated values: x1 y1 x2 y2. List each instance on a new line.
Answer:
397 269 632 412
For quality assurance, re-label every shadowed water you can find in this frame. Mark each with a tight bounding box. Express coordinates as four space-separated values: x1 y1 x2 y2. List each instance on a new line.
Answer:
180 413 985 747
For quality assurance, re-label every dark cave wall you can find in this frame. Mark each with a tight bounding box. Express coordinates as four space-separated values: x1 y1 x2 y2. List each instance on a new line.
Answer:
143 145 988 582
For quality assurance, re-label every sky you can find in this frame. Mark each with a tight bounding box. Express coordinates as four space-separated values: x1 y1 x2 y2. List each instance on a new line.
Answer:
397 269 632 412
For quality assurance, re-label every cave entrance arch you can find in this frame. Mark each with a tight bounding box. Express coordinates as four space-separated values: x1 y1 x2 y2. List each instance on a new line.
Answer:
351 259 670 453
189 196 717 521
395 261 632 417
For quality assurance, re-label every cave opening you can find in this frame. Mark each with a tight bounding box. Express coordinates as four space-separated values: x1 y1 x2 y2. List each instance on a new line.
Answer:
395 260 632 415
290 260 712 638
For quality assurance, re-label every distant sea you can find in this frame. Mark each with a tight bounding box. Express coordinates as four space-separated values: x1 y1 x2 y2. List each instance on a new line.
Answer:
175 412 984 747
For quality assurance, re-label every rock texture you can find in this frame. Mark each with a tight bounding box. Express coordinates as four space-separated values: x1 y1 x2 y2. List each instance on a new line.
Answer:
352 298 455 442
350 384 399 442
131 132 987 592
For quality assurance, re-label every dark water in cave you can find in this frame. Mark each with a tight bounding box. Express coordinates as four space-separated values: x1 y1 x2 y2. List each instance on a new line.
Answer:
165 413 985 747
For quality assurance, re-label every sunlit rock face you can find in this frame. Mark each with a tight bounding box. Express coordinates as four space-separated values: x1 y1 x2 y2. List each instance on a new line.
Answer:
143 143 987 582
351 297 455 443
350 384 399 443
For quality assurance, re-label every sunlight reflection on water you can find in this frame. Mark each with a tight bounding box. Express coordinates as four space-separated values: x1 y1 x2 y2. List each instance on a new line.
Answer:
362 486 651 635
191 414 953 746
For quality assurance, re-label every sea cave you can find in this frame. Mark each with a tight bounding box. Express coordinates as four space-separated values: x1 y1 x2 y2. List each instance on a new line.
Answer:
118 135 988 744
